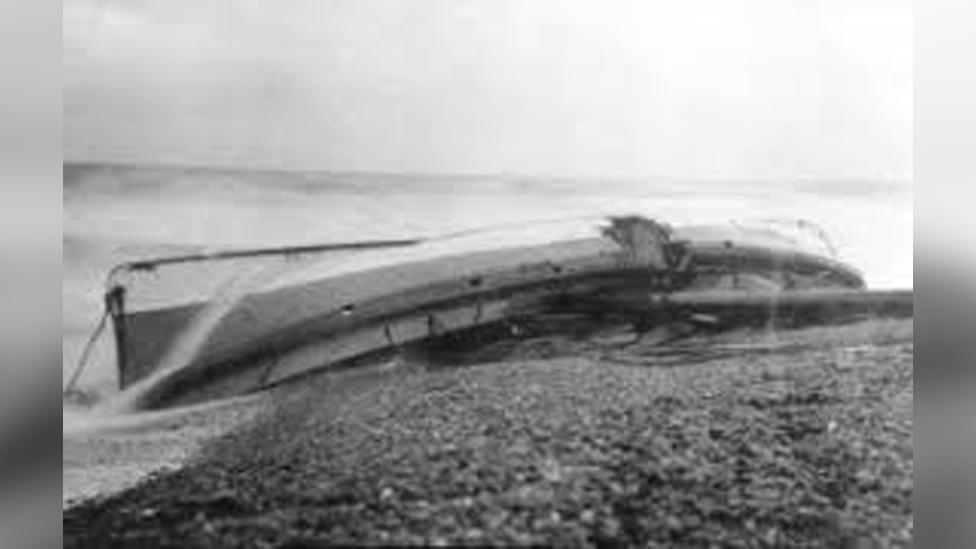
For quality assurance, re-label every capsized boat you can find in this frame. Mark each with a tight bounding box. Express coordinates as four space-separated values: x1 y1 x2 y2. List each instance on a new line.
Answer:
95 216 910 411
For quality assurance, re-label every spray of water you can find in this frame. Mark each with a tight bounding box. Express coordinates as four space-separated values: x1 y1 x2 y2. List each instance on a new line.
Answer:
97 243 389 415
99 260 293 414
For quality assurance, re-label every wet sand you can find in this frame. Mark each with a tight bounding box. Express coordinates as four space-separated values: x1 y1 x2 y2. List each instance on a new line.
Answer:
63 396 269 508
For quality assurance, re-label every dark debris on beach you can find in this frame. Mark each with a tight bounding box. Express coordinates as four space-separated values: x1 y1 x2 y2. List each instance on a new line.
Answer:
64 320 913 548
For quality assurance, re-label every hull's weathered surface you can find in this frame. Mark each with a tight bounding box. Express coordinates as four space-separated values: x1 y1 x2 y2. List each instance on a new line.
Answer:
103 218 880 410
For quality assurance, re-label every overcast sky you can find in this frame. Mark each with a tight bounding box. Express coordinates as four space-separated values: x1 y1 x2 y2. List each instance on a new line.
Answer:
63 0 912 180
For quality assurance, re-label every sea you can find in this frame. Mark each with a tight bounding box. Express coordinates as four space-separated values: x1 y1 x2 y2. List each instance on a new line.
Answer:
63 163 913 400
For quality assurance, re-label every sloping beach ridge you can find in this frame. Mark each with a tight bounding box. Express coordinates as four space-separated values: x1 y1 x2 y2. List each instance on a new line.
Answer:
64 315 912 548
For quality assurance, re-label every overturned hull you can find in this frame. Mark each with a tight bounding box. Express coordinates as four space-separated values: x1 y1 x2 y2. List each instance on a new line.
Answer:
103 217 889 411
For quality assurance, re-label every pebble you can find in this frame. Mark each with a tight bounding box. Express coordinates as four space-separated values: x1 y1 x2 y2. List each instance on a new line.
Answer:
64 320 913 548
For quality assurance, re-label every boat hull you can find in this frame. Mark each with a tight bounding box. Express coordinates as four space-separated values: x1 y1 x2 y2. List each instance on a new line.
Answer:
105 218 873 410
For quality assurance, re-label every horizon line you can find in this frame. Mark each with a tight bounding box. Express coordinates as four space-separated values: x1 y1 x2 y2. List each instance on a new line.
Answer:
63 159 913 187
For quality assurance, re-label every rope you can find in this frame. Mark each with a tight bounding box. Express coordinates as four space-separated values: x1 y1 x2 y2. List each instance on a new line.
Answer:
63 306 110 396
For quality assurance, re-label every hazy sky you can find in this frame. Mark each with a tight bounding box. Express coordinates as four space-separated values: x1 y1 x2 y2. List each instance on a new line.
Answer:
64 0 912 180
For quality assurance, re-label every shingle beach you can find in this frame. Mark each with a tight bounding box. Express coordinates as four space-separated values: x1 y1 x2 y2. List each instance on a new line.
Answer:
64 319 913 548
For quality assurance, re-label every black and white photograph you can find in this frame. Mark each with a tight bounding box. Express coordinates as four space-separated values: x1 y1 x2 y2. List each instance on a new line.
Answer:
60 1 915 547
